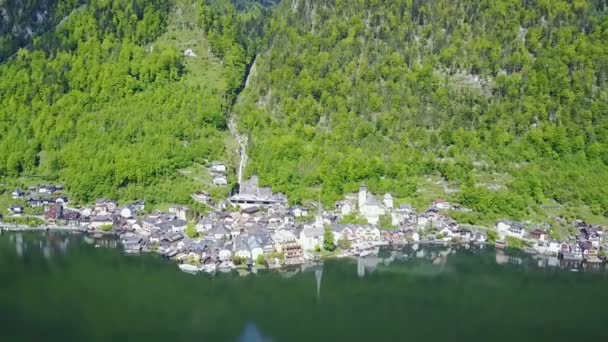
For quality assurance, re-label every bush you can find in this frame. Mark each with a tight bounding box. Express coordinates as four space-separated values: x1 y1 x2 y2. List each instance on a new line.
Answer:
99 224 113 232
256 254 266 266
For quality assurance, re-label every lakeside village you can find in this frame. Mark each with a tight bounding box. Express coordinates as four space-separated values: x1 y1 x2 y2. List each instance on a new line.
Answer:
2 164 608 274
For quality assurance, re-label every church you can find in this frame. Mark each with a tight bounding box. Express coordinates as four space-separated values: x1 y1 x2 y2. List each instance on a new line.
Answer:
358 184 393 225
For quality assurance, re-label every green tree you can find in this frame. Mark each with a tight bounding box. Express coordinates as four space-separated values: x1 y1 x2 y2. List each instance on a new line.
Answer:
185 223 199 239
323 225 335 251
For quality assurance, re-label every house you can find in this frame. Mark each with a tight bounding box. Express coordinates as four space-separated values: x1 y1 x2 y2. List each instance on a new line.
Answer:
162 233 184 244
156 219 187 233
196 216 214 233
358 184 386 225
120 207 135 219
402 228 420 242
27 198 43 207
8 205 24 215
169 205 189 221
209 222 231 240
331 224 356 242
234 236 251 260
291 207 310 218
383 193 394 209
184 48 197 57
130 200 145 212
38 185 58 194
210 162 227 174
472 232 487 243
95 199 117 215
588 233 601 248
438 227 453 239
63 210 82 226
247 235 264 260
299 226 324 250
55 196 68 206
457 228 472 241
433 199 451 210
559 243 583 261
335 201 353 216
229 175 288 209
193 191 211 204
90 215 113 229
583 246 601 262
218 244 232 261
355 225 381 241
45 204 63 222
529 229 548 241
272 230 303 264
11 189 24 199
496 219 526 239
213 176 228 186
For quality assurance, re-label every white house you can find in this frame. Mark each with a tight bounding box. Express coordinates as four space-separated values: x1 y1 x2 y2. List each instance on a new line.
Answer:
184 48 197 57
358 184 386 225
11 189 24 199
247 236 264 261
213 176 228 186
434 199 451 210
383 193 394 209
496 219 526 239
210 163 227 174
355 225 381 241
299 226 324 251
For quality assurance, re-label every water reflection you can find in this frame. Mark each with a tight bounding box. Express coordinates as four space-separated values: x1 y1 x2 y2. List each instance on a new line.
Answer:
3 232 607 274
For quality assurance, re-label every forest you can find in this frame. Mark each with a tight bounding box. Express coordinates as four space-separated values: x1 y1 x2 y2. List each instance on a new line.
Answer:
1 0 607 225
0 0 264 204
234 0 608 223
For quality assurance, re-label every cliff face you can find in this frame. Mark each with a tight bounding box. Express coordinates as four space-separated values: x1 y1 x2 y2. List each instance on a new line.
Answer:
0 0 79 61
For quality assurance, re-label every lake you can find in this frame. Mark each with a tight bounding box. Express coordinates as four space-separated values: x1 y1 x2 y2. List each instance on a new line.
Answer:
0 231 607 341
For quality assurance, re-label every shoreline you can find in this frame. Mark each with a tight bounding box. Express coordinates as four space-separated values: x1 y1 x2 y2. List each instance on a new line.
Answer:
3 225 603 275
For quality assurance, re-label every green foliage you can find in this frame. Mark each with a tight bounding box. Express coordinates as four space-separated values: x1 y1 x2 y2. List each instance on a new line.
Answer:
255 253 266 266
232 256 246 266
185 222 199 239
235 0 608 222
323 225 335 251
506 236 527 250
486 230 498 244
99 224 113 232
0 0 261 205
1 216 46 227
338 212 368 225
378 214 394 230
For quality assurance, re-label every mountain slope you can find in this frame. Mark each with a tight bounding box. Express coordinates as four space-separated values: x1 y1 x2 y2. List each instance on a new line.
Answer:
0 0 266 204
236 0 608 221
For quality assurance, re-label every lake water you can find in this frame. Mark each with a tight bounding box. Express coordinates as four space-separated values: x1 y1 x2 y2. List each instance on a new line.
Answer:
1 232 607 341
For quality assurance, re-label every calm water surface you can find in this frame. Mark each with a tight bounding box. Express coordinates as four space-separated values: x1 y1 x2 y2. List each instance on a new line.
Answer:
0 232 607 341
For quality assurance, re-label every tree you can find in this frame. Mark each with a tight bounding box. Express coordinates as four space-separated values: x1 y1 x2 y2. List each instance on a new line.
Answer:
255 254 266 266
185 223 199 239
323 225 335 251
378 214 394 230
486 230 498 243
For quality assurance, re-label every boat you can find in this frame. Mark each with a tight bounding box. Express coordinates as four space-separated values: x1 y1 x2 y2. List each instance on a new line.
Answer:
495 240 506 249
179 264 200 274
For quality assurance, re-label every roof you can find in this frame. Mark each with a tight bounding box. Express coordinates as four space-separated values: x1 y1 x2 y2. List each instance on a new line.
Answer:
210 222 229 236
302 226 324 238
363 193 381 207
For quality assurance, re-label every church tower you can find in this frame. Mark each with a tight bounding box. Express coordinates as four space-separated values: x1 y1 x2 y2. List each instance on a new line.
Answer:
358 183 367 210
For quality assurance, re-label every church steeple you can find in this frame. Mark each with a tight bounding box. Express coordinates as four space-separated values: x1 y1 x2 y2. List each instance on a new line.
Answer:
358 183 367 209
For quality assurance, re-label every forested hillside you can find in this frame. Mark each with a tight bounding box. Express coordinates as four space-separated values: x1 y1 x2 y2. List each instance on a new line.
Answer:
235 0 608 222
0 0 268 204
0 0 82 61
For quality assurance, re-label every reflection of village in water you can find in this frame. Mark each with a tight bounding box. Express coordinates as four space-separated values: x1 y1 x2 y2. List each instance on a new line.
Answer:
5 232 608 284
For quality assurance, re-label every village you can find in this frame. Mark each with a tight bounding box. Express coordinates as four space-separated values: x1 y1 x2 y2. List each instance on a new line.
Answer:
1 162 608 274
